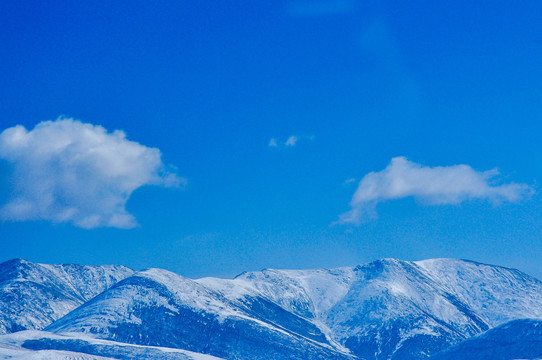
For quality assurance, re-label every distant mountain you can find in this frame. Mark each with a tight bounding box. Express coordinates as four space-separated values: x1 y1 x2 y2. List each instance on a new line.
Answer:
429 318 542 360
1 258 541 359
0 258 134 334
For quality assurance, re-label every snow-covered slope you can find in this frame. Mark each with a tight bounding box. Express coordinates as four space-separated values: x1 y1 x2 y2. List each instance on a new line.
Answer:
416 258 542 326
3 258 542 360
0 330 224 360
0 259 134 334
429 319 542 360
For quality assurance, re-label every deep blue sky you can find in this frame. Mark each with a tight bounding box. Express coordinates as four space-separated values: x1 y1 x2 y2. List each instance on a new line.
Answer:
1 1 541 279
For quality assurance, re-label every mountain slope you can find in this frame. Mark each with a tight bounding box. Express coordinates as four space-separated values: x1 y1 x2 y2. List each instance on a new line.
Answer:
416 258 542 326
0 259 134 334
429 319 542 360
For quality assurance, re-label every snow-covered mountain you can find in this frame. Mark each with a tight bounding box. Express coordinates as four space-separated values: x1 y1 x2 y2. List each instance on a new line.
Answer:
0 258 134 334
46 268 353 360
1 258 541 360
200 258 542 360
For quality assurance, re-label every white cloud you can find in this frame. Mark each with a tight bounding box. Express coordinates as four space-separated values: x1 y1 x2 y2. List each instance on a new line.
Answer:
337 157 533 225
0 118 184 229
268 134 313 149
268 138 278 147
285 135 298 147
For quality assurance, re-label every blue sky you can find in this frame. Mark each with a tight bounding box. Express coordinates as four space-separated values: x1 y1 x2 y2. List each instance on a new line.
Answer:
1 1 541 279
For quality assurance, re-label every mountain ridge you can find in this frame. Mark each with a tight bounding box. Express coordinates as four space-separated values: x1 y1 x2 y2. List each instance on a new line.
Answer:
1 257 541 360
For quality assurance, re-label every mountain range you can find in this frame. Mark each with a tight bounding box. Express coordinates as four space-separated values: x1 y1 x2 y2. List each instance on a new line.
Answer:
0 258 541 360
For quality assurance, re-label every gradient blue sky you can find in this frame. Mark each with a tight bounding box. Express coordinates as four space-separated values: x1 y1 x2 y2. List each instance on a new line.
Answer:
1 1 541 279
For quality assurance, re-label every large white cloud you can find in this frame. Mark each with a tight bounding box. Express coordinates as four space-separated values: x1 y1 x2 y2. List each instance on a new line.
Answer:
337 157 533 225
0 118 183 229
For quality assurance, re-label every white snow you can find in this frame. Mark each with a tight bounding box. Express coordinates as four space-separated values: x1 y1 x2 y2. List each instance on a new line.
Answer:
0 331 224 360
416 258 542 326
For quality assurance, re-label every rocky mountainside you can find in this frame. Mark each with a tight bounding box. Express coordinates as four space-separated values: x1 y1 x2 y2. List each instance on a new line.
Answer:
1 258 541 360
0 258 134 334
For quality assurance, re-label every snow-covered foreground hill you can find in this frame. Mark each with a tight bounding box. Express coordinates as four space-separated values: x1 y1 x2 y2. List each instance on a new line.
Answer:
0 330 224 359
1 258 541 359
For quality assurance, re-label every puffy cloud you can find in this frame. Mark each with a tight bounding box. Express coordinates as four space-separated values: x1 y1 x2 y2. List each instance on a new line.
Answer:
337 157 533 225
0 118 183 229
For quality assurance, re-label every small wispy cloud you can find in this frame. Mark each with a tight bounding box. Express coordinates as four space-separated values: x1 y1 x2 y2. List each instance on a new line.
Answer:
336 157 533 225
268 134 313 149
0 117 184 229
285 136 298 147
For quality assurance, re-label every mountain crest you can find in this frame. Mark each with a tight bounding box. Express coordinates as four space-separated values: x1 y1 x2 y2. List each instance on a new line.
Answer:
1 258 541 360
